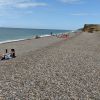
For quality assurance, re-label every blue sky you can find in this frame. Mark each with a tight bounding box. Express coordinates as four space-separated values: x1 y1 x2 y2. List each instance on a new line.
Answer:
0 0 100 30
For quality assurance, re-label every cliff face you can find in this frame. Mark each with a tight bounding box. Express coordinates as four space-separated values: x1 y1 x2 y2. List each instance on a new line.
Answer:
83 24 100 32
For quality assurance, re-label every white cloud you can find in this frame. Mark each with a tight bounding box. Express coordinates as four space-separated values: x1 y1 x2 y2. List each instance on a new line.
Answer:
0 0 47 8
61 0 80 2
69 13 100 16
60 0 82 4
15 2 47 8
70 13 88 16
0 0 23 5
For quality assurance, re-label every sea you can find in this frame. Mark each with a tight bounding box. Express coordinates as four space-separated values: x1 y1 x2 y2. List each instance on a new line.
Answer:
0 27 71 44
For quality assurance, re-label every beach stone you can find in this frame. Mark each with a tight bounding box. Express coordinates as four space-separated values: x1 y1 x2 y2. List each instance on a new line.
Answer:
0 32 100 99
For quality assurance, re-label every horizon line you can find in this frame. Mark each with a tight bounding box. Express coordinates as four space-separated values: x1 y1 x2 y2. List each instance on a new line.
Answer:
0 26 73 30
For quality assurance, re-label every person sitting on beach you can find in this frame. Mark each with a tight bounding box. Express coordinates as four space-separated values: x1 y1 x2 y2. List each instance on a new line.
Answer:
1 49 12 60
10 49 16 58
0 49 16 60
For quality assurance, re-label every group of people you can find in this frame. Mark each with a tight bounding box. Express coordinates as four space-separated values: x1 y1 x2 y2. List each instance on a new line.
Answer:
0 49 16 60
56 34 69 39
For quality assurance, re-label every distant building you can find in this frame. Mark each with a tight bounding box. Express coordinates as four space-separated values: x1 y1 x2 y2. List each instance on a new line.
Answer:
83 24 100 33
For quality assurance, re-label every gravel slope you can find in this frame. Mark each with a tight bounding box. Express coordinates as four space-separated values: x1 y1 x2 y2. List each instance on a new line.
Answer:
0 32 100 100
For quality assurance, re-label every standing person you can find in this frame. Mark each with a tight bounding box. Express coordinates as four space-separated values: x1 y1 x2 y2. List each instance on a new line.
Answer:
5 49 8 53
11 49 16 58
50 32 53 36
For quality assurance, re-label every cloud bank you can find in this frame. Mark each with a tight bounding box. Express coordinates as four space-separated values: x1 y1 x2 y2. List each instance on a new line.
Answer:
0 0 47 8
69 13 100 16
15 2 47 8
60 0 82 4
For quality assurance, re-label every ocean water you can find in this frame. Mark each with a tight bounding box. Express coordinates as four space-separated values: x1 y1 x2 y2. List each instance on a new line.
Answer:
0 27 71 44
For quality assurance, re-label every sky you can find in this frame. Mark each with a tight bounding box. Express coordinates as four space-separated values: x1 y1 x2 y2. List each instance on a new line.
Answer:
0 0 100 30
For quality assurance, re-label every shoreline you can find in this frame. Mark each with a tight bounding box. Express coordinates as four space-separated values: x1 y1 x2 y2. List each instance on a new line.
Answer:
0 35 64 56
0 38 31 44
0 31 81 56
0 30 71 44
0 33 65 45
0 34 52 44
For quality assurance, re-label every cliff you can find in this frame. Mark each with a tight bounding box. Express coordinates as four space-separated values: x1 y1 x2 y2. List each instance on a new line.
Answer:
83 24 100 33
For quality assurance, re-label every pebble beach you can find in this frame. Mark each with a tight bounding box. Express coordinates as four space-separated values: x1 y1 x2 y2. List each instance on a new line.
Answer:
0 32 100 99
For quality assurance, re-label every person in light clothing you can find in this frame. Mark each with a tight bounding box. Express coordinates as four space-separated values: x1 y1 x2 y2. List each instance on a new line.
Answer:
0 49 16 60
